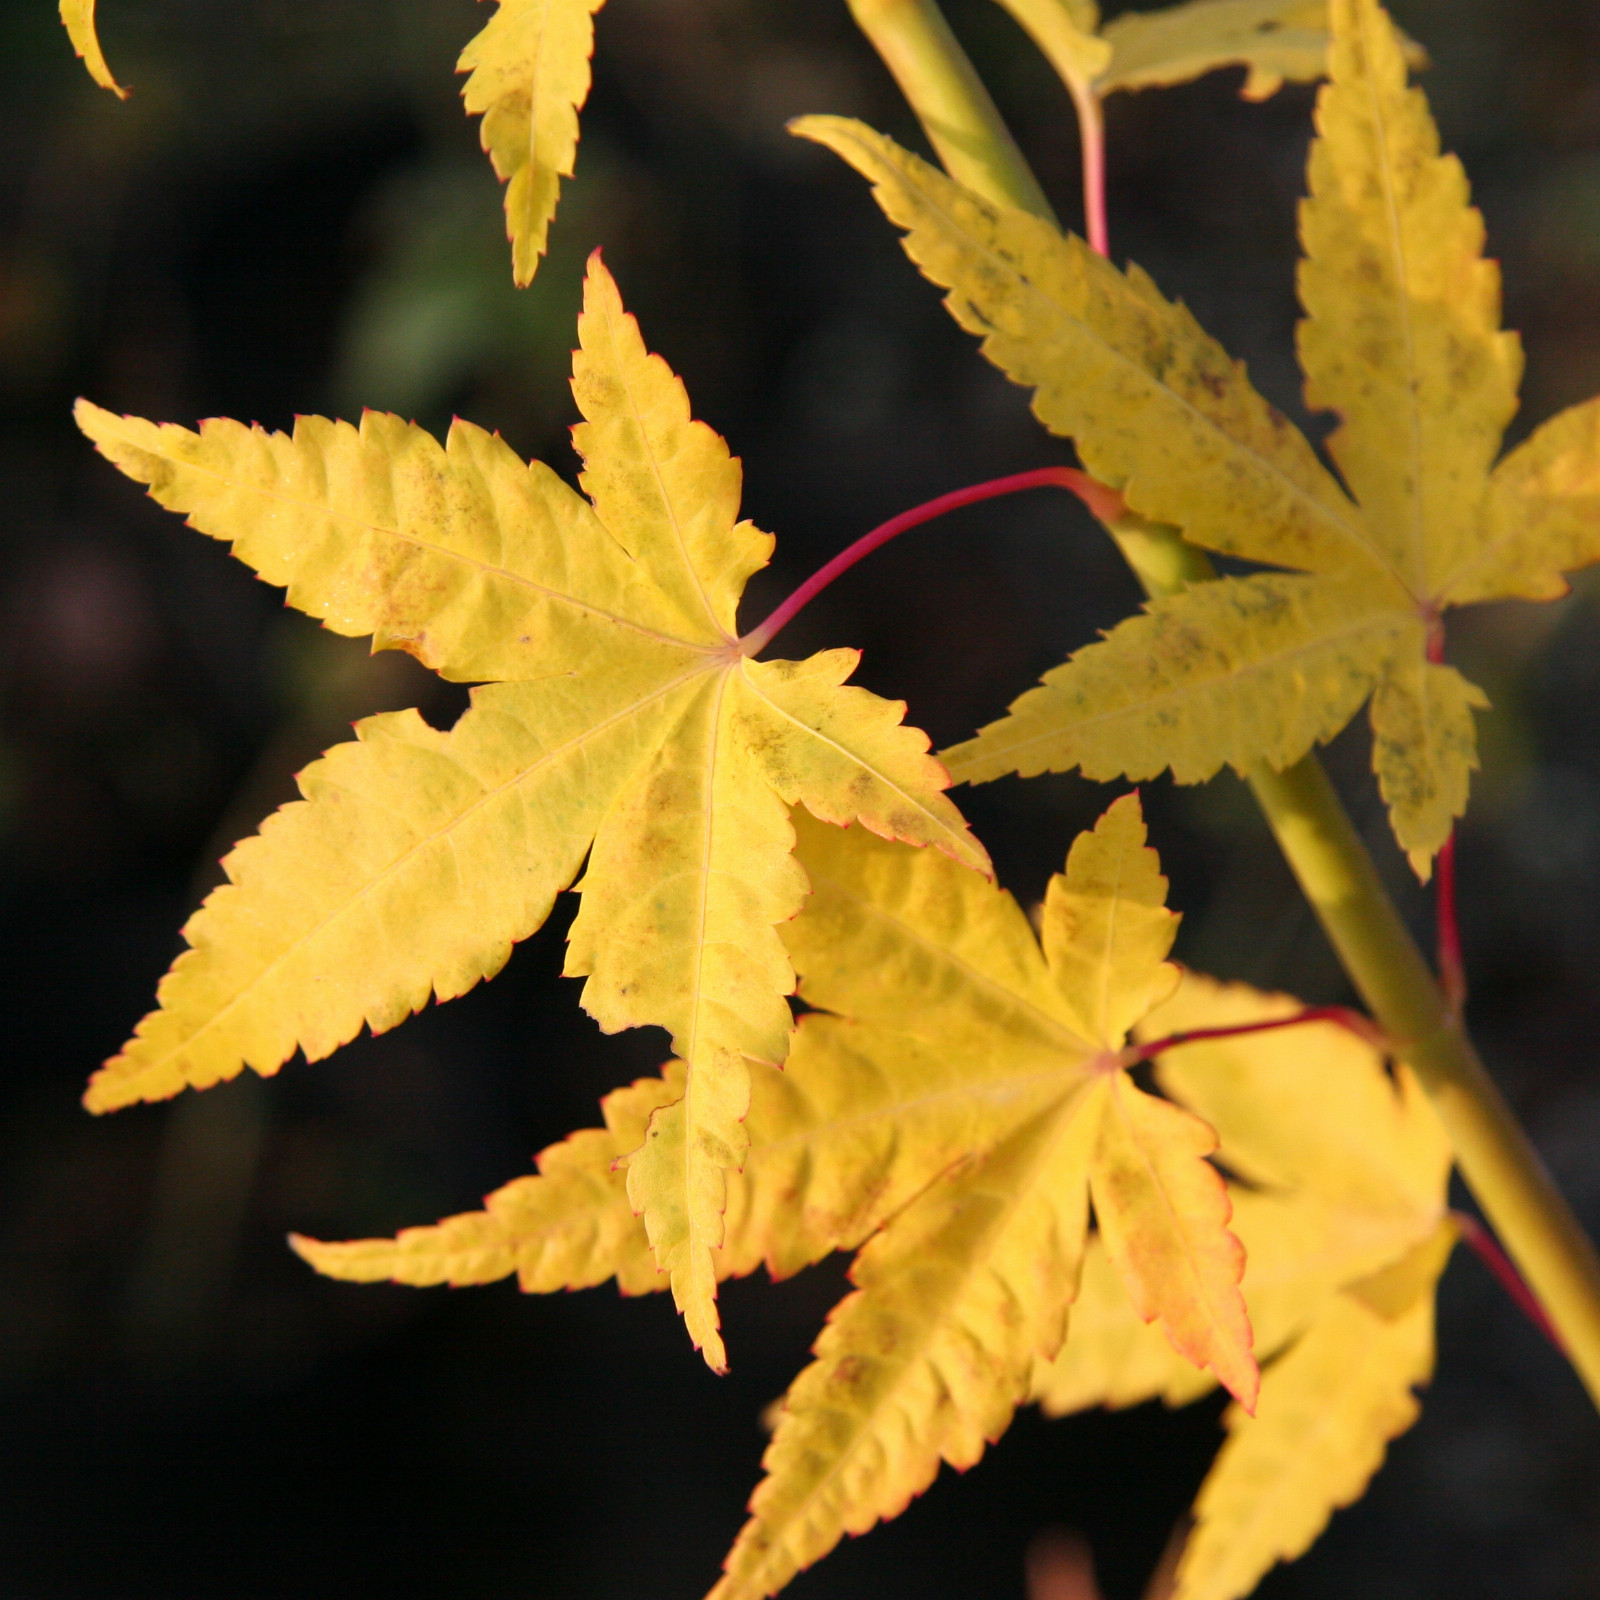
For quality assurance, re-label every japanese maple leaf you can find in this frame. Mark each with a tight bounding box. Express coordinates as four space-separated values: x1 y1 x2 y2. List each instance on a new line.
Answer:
74 252 985 1371
1034 972 1454 1600
990 0 1421 108
797 0 1600 876
297 959 1451 1600
459 0 606 285
59 0 126 97
299 793 1259 1598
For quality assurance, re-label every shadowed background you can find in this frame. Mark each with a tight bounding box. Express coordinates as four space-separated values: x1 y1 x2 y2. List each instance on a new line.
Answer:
2 0 1599 1595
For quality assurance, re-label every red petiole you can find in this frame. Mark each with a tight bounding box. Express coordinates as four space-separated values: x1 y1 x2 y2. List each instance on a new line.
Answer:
738 466 1123 656
1120 1004 1386 1071
1454 1210 1566 1353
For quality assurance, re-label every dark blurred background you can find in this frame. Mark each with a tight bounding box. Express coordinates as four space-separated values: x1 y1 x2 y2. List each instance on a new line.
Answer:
3 0 1600 1595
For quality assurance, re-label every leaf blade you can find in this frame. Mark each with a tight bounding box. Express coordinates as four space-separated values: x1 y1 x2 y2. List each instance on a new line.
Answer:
713 1093 1096 1600
943 572 1413 788
1447 394 1600 604
86 675 699 1112
459 0 607 286
1100 0 1332 101
791 114 1384 583
573 254 772 642
1298 0 1521 595
1369 655 1487 879
59 0 127 97
290 1069 677 1296
1040 792 1179 1049
1090 1076 1258 1408
72 399 712 682
1173 1287 1436 1600
737 653 989 875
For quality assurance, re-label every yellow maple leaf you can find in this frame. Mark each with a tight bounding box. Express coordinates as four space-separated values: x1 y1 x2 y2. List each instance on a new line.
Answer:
1032 972 1454 1600
459 0 606 286
295 797 1256 1596
294 911 1452 1600
712 795 1255 1600
291 1066 679 1297
795 0 1600 877
1174 1229 1451 1600
1098 0 1421 101
59 0 127 98
74 252 985 1372
990 0 1421 106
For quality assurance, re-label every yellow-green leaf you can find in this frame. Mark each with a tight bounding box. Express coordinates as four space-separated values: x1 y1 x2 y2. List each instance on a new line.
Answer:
1100 0 1330 99
1449 394 1600 604
943 572 1412 788
791 114 1378 581
1040 789 1179 1047
1144 973 1452 1224
988 0 1112 93
713 1097 1099 1600
1030 1231 1211 1415
1370 655 1488 879
60 0 127 98
1090 1074 1257 1409
710 797 1255 1597
1029 973 1453 1600
290 1066 678 1297
78 253 984 1370
1099 0 1416 101
459 0 606 285
1173 1283 1437 1600
1299 0 1521 597
1030 1179 1383 1417
802 0 1600 873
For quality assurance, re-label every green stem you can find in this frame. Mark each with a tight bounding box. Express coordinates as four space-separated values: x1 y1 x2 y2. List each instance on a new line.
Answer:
1112 508 1600 1404
846 0 1600 1405
1247 760 1600 1401
845 0 1057 223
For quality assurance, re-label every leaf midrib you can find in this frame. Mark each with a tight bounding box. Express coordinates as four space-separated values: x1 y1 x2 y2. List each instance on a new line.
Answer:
99 413 715 657
943 581 1412 772
801 868 1096 1058
728 1087 1091 1596
1353 0 1429 592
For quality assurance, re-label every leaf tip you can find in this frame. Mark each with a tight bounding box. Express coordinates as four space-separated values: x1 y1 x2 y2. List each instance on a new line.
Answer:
286 1232 320 1267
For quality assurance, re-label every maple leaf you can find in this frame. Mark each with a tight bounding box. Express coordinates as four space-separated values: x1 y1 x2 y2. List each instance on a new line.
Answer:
1033 972 1455 1600
59 0 127 98
989 0 1421 107
292 1066 679 1297
459 0 606 286
712 796 1256 1600
296 867 1454 1600
74 251 985 1373
297 797 1257 1598
796 0 1600 876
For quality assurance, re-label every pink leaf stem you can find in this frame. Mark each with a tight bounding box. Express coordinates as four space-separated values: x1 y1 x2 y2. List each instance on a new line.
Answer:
1066 80 1109 259
1122 1003 1386 1070
1453 1210 1566 1353
738 466 1120 656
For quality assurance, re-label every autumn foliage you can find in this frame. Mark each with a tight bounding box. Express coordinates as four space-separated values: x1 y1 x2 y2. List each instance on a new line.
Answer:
61 1 1600 1597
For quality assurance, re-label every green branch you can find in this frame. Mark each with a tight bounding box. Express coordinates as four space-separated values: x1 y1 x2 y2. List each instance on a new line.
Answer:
845 0 1056 223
